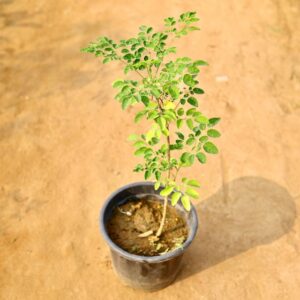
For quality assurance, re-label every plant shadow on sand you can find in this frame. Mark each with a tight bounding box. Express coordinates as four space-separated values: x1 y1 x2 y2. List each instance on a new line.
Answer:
177 176 297 281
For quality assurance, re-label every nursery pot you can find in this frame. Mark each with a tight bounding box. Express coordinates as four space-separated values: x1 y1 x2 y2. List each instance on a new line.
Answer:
99 182 198 291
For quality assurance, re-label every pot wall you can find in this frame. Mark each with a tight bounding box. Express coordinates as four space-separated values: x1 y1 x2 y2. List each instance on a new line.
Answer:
99 182 198 291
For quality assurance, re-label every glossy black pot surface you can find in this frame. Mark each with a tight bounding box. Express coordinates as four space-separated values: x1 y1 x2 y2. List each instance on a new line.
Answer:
99 182 198 291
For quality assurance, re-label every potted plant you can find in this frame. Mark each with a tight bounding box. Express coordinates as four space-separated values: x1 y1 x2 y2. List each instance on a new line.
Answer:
82 11 221 291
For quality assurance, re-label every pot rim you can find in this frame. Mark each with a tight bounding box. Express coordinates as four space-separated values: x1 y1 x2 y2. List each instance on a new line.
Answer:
99 181 198 263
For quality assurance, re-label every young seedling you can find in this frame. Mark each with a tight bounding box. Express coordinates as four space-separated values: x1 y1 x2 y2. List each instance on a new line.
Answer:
82 11 221 240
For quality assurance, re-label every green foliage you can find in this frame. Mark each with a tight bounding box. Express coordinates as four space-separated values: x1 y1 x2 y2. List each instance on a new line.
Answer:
82 11 221 212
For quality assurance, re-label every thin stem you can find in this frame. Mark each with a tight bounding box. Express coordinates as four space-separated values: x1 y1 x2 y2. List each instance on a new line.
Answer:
156 123 171 237
146 65 153 80
167 135 171 178
155 62 162 78
173 166 181 181
174 100 181 110
135 69 145 79
153 95 163 111
119 58 145 79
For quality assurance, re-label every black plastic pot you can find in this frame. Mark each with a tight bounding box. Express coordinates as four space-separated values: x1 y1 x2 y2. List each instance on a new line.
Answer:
99 182 198 291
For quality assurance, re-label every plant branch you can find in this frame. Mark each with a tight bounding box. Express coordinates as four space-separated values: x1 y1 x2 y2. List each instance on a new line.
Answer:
119 58 145 79
156 123 171 237
167 132 171 178
135 69 145 79
173 166 181 181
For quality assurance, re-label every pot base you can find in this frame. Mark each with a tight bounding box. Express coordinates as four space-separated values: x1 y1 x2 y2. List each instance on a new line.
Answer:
111 250 183 291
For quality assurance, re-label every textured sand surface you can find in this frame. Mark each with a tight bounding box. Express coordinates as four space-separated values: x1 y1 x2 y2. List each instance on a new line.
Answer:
1 0 300 299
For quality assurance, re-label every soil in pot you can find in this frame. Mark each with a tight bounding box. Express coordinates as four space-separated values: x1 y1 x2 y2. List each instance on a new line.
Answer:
106 194 188 256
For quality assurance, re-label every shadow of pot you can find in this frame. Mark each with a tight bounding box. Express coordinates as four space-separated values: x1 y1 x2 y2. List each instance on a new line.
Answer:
177 176 297 281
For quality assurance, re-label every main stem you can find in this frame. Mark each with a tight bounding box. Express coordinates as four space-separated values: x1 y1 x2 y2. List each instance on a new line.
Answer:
156 124 171 237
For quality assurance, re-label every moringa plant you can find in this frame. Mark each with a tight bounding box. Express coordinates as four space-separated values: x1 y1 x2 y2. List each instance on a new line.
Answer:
82 11 221 238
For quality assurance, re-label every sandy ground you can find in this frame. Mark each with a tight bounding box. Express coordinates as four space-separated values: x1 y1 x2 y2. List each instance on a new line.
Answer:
1 0 300 299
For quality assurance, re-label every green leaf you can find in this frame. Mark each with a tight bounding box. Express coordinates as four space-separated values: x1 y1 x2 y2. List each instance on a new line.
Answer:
157 117 168 134
137 47 145 53
194 60 208 66
144 170 151 180
151 87 161 98
193 88 204 94
188 65 199 74
124 65 131 74
134 147 146 156
128 134 139 141
195 115 209 124
133 164 143 172
181 195 191 211
176 132 184 140
160 186 174 197
164 111 176 121
183 74 195 87
199 136 208 143
180 152 190 164
121 97 131 110
208 117 221 126
168 85 180 100
186 119 194 130
155 171 161 180
134 111 146 123
176 119 184 129
188 154 195 165
186 137 195 145
180 153 194 166
133 141 145 148
187 97 198 107
164 101 175 110
186 188 199 199
144 148 153 158
187 26 200 31
103 58 110 64
120 84 130 93
139 25 147 32
164 17 176 26
207 129 221 138
182 177 188 184
187 179 200 187
150 137 159 145
123 53 133 61
160 144 168 154
177 108 184 116
203 142 219 154
171 192 181 206
186 108 196 116
141 95 150 106
196 152 206 163
148 110 159 120
146 27 153 34
193 111 202 118
154 181 161 190
112 80 124 88
161 34 168 40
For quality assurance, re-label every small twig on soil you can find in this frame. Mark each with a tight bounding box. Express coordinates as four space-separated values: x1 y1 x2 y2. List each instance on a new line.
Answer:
117 207 132 216
138 230 153 238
